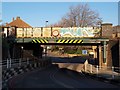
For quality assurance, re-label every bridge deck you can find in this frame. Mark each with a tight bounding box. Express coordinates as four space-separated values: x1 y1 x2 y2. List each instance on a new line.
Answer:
15 37 109 45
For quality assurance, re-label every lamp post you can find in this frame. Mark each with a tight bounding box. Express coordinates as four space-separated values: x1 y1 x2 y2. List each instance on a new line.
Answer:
21 46 24 60
45 21 48 27
22 28 24 43
45 21 48 57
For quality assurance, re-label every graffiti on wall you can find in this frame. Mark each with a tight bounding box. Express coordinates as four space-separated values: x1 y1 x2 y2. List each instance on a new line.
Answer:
52 27 100 37
4 27 100 38
60 27 96 37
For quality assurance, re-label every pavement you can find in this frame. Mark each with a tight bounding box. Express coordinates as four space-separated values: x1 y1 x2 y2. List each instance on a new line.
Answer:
80 62 120 86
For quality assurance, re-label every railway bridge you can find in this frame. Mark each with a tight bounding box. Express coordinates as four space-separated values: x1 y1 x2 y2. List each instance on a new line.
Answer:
3 27 109 67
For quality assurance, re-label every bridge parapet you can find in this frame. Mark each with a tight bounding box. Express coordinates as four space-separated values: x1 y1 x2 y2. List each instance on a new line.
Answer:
3 27 100 38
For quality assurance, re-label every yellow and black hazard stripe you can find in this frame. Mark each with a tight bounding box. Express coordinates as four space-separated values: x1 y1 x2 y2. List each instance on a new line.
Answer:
56 39 83 44
32 39 48 43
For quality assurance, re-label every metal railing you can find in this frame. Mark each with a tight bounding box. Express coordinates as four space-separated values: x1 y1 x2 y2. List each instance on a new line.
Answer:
83 63 120 79
1 58 35 70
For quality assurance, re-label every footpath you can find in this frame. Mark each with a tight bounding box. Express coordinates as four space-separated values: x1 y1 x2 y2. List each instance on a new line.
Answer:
81 62 120 86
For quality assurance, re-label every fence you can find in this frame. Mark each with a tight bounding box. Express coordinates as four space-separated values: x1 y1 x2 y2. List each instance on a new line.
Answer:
1 57 52 70
1 58 35 70
83 61 120 80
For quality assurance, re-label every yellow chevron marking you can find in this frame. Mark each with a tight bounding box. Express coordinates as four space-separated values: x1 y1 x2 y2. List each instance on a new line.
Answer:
73 40 78 43
61 40 66 43
40 39 45 43
77 40 83 43
57 39 61 43
44 39 48 43
33 39 37 43
65 40 69 43
37 39 41 43
69 40 74 43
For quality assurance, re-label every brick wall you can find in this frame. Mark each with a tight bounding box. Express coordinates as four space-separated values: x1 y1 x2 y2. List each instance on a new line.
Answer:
107 40 118 67
101 23 113 38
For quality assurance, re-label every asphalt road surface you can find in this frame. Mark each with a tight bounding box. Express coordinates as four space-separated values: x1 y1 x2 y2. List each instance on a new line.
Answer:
7 64 119 89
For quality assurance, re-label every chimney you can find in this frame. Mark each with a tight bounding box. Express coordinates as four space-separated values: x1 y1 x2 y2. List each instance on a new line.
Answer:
12 17 14 21
16 16 20 20
6 23 8 26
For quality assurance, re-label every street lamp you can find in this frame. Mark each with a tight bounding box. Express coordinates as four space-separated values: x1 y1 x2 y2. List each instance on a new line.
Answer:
44 20 48 57
45 21 48 27
21 46 24 60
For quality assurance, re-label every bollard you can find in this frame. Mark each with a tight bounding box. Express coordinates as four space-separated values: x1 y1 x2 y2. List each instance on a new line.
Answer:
27 58 29 65
19 58 21 66
112 66 115 79
9 58 11 68
7 58 9 69
96 65 99 76
34 63 37 68
90 64 92 73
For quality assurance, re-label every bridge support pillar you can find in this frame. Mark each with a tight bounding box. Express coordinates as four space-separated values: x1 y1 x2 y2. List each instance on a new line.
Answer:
103 41 107 66
99 41 108 68
103 41 106 63
99 45 103 67
96 45 99 65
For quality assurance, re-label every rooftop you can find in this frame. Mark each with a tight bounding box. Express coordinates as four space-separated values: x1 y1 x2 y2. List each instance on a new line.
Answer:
6 17 32 28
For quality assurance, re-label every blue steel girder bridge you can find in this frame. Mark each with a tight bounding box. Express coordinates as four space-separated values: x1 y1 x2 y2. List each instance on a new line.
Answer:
3 27 109 65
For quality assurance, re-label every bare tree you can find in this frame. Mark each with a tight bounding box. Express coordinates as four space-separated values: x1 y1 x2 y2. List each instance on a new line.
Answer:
52 3 102 27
